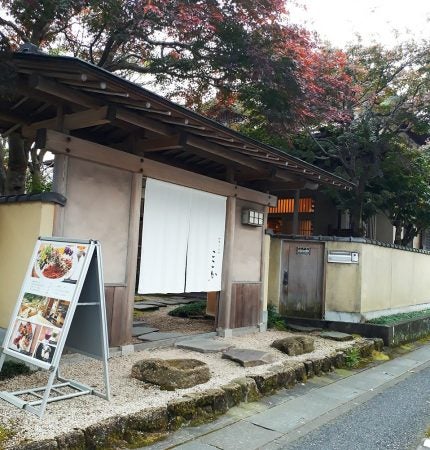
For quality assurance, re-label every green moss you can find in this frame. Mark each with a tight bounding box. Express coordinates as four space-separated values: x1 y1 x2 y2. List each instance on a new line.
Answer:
0 425 15 448
367 309 430 325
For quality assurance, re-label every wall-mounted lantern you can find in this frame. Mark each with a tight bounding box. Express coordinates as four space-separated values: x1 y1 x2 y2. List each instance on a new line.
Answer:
242 209 264 226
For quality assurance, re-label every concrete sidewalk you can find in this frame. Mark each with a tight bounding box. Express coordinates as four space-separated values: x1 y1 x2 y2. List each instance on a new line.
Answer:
143 344 430 450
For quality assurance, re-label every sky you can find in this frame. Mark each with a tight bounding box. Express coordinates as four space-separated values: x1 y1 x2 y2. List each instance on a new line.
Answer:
289 0 430 48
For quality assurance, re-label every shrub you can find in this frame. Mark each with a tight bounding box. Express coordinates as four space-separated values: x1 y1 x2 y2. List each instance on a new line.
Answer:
0 360 30 381
344 347 361 368
168 302 207 318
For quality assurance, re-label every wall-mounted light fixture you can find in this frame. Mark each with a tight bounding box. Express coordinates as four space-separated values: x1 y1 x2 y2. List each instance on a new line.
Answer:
242 209 264 226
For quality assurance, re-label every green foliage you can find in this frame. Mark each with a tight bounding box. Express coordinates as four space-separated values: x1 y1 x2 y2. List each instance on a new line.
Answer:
371 144 430 245
168 302 206 318
0 360 30 380
344 347 361 369
267 304 286 331
367 309 430 325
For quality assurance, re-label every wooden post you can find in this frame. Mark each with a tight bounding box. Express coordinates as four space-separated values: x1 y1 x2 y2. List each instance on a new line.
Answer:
259 206 269 330
293 189 300 234
123 173 143 343
218 196 236 335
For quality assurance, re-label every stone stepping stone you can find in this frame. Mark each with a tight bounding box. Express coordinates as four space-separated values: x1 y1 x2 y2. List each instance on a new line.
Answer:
287 324 322 333
133 321 149 327
155 299 192 305
136 301 167 307
222 349 277 367
134 304 159 311
132 326 159 337
320 331 353 341
138 332 184 342
175 338 235 353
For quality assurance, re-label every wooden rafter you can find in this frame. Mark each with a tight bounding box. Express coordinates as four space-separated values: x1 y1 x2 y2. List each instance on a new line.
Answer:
22 106 117 138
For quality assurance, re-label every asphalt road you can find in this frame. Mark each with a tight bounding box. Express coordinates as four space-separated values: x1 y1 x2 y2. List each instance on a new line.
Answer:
285 365 430 450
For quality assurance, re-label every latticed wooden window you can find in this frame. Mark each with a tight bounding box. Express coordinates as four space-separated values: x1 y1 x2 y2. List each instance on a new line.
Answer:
268 197 315 214
299 219 313 236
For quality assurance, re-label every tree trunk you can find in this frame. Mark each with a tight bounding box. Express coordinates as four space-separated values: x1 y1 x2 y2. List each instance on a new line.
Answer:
401 224 417 247
5 133 28 195
350 201 364 237
29 146 46 193
394 221 402 245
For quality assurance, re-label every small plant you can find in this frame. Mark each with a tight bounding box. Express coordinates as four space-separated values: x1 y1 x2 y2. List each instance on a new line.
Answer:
0 425 15 446
344 347 361 368
267 304 287 331
0 360 30 381
168 302 207 318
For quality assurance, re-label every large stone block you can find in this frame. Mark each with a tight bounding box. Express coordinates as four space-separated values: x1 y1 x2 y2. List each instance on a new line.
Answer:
232 376 262 402
131 358 210 390
56 430 86 449
249 371 279 395
271 336 315 356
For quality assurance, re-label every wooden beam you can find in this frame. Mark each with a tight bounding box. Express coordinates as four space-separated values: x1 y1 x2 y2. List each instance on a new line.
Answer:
115 107 172 136
29 75 174 137
41 129 277 206
134 134 185 153
29 74 100 108
186 134 297 183
22 106 116 137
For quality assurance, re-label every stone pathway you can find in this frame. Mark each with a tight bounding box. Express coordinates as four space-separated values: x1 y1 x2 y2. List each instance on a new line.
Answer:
133 295 207 342
222 349 277 367
175 339 234 353
141 344 430 450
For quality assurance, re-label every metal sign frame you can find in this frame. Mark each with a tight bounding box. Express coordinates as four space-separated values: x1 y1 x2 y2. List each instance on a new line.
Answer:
0 237 110 417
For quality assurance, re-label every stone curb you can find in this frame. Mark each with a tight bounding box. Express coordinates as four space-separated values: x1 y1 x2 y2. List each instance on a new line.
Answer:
7 338 383 450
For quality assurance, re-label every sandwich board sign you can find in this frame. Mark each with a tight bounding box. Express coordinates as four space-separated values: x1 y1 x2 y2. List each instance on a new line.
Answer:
0 237 110 417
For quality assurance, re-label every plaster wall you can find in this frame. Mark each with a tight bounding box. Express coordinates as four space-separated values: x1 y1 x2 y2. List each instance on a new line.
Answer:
324 241 362 315
360 244 430 313
0 202 55 328
231 199 264 282
62 158 133 284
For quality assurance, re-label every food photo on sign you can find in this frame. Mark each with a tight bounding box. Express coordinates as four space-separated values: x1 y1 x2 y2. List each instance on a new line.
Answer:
33 243 88 283
8 320 41 356
17 293 70 328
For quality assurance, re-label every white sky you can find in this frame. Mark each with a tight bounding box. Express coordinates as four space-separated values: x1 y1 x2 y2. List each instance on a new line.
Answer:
289 0 430 47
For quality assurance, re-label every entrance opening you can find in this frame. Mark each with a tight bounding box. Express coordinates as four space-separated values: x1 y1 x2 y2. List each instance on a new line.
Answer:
134 178 226 340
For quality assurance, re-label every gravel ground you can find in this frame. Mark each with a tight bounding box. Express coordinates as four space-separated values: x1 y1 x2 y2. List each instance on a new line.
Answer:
0 330 355 448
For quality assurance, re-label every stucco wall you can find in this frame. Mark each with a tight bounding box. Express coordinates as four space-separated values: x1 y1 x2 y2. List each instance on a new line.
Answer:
61 158 133 284
324 241 362 318
359 244 430 315
325 242 430 321
231 200 264 282
0 202 55 328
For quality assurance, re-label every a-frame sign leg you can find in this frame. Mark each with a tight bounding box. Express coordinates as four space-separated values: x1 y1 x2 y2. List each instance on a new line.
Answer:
58 242 110 401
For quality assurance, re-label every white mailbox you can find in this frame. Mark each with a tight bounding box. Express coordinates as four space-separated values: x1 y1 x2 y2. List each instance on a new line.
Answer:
327 250 359 264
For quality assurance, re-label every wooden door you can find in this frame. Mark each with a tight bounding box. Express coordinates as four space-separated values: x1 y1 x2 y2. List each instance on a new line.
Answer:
280 241 324 318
